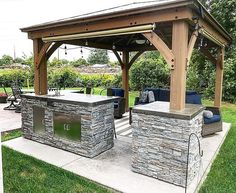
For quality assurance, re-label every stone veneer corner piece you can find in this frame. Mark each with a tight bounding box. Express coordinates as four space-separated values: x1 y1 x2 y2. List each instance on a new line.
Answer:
132 101 204 187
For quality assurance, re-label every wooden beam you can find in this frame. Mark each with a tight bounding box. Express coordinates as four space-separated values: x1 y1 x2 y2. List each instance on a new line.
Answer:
214 48 224 107
28 8 193 39
187 30 198 67
46 42 62 60
33 39 48 95
170 21 188 111
33 39 40 95
122 51 129 112
128 51 144 69
36 42 52 69
113 50 123 68
143 31 174 69
200 48 217 65
198 18 228 46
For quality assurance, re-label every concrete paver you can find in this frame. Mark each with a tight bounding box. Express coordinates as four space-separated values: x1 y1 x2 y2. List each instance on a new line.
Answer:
0 103 21 132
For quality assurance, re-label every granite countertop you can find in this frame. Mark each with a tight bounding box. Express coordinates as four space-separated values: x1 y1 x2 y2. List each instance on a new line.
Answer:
133 101 205 120
21 92 119 106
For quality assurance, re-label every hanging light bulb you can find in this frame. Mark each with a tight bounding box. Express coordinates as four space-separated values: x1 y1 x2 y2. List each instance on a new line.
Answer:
64 45 67 55
80 47 83 58
112 43 116 50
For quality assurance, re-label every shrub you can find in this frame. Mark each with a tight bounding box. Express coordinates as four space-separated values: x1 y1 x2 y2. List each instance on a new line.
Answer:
0 68 31 87
48 67 78 89
130 58 170 91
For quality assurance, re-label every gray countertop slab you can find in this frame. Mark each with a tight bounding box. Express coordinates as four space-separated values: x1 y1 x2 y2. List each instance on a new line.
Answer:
133 101 205 120
21 93 119 107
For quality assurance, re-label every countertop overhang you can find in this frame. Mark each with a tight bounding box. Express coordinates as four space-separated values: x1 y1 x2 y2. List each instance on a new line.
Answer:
133 101 205 120
21 93 119 107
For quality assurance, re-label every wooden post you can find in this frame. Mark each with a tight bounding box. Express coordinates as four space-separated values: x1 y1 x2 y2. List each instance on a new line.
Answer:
214 48 224 107
170 21 189 111
122 51 129 111
33 39 48 95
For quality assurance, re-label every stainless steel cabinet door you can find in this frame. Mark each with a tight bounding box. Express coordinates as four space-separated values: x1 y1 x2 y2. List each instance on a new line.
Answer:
53 113 81 141
33 106 45 133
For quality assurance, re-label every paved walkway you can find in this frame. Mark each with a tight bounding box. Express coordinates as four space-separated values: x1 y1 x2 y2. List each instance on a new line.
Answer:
0 103 21 132
2 123 231 193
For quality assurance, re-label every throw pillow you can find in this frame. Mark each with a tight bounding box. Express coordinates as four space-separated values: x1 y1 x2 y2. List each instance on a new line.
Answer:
203 110 213 118
139 91 149 103
148 91 155 103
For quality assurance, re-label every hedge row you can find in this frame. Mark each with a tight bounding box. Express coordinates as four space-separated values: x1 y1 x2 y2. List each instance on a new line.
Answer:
0 68 121 89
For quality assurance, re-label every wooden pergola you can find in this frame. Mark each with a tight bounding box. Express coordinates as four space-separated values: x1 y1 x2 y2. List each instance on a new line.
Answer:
21 0 231 111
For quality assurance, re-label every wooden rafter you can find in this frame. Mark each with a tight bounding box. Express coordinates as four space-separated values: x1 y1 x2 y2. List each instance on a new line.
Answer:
128 51 144 69
200 48 217 65
46 42 62 60
113 50 123 68
187 30 198 67
143 31 174 69
36 42 52 69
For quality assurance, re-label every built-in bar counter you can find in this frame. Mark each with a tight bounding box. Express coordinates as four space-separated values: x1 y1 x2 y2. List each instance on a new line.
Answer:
21 93 117 158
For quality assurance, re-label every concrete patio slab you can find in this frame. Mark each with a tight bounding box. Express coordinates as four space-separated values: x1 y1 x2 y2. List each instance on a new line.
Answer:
0 103 21 132
2 123 231 193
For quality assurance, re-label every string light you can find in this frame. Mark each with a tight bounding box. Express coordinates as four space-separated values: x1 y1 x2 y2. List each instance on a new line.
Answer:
64 45 67 55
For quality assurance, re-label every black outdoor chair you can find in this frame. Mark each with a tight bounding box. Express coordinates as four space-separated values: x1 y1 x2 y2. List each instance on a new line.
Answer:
79 87 94 94
4 84 22 112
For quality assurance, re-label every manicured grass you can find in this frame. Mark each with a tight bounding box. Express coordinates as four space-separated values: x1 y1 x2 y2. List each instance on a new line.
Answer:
2 130 22 142
2 146 114 193
199 101 236 193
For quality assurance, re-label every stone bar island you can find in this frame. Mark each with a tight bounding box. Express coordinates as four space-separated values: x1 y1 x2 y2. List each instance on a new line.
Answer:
132 101 205 187
21 93 116 158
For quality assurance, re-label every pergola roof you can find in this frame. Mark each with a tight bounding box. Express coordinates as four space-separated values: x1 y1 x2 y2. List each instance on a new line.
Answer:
21 0 231 43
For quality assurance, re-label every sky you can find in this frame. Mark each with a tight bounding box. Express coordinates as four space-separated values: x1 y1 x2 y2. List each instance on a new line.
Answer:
0 0 149 61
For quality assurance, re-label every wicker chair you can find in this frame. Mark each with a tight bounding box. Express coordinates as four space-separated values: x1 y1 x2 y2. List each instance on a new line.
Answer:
202 106 222 136
100 88 126 119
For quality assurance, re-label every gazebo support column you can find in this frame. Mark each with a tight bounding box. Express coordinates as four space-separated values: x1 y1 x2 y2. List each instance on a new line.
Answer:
214 48 224 107
122 51 129 111
170 21 188 111
33 39 48 95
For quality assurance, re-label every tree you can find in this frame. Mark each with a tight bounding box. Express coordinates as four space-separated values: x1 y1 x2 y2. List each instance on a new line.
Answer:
70 58 87 67
0 55 13 66
87 49 109 65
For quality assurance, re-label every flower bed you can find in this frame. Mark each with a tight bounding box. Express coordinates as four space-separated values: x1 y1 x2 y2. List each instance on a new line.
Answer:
0 93 8 103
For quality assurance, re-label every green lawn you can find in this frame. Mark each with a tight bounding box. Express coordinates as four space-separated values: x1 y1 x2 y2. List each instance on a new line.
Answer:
2 146 114 193
199 101 236 193
1 89 236 192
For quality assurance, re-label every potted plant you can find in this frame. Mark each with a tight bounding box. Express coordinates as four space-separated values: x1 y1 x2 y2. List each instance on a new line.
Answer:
0 93 8 103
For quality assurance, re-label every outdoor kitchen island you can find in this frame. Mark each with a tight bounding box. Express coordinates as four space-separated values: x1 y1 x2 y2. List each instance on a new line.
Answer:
131 101 205 187
21 93 116 158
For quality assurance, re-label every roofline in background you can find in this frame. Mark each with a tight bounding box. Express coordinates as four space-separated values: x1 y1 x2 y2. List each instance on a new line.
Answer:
20 0 232 42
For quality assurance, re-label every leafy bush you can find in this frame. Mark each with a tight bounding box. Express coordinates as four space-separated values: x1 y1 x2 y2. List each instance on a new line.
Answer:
0 68 31 87
79 74 118 88
70 58 87 67
48 67 78 89
130 58 170 91
187 51 236 103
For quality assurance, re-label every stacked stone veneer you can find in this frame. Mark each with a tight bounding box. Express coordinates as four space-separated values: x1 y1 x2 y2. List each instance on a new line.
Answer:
131 111 203 187
21 97 114 158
